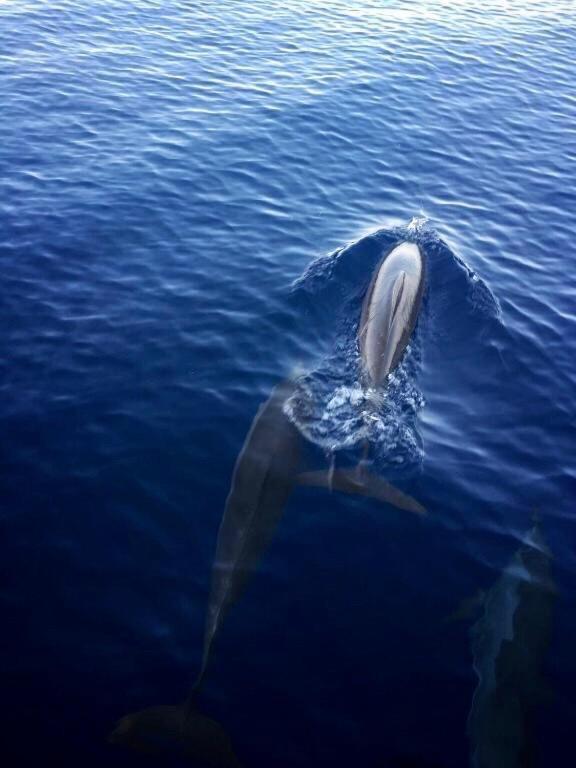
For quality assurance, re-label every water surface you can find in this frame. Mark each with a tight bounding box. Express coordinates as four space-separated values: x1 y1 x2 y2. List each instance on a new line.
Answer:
2 1 575 766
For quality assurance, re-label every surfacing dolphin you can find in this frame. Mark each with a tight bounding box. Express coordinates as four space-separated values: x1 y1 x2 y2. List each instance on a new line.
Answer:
299 241 426 515
359 241 425 388
110 379 304 766
467 518 556 768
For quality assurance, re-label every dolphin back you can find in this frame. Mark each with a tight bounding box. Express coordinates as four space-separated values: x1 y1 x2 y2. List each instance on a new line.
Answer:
359 242 425 387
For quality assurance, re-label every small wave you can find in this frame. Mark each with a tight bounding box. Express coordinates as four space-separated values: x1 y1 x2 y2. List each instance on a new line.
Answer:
454 251 501 319
292 217 500 323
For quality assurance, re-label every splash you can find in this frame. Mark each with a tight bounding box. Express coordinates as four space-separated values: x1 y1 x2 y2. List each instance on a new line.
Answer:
285 341 425 474
406 215 430 236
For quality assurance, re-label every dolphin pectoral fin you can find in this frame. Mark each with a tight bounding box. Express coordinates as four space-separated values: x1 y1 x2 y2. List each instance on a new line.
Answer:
298 469 426 515
298 470 335 491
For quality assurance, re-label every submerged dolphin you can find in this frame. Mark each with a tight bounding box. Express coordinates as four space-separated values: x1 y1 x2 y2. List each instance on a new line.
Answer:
298 241 426 515
110 380 303 765
359 241 425 387
196 378 302 686
467 520 556 768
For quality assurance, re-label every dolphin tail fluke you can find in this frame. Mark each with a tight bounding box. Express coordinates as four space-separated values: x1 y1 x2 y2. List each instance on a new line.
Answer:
109 702 243 767
298 468 426 515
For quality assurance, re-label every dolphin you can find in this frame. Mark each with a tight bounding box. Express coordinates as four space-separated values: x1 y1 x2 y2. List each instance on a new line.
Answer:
296 241 426 515
109 243 429 759
359 241 425 388
467 519 556 768
110 379 303 765
196 378 302 687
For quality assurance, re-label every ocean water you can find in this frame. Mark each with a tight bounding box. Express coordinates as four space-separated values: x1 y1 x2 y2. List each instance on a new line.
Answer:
2 1 575 766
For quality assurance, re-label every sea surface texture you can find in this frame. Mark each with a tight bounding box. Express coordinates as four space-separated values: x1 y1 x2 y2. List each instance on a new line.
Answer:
2 1 575 766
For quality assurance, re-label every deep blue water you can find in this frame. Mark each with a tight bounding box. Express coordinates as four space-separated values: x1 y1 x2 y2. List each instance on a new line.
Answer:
2 1 575 766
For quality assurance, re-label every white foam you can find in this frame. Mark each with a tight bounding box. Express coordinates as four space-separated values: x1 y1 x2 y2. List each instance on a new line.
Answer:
286 348 424 472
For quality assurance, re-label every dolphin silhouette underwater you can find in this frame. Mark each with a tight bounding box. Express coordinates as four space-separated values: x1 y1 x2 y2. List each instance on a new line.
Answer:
110 242 427 761
299 241 426 514
466 518 556 768
110 379 303 765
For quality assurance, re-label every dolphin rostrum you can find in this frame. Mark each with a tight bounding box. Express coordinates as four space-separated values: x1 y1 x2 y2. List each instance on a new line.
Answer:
467 519 556 768
110 379 303 765
297 241 426 515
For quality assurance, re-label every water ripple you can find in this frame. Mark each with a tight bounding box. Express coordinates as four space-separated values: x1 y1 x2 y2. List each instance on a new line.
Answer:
2 1 576 766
